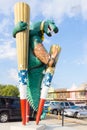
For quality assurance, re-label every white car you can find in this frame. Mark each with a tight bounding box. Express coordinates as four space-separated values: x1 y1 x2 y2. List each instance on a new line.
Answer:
44 101 59 113
44 101 75 115
64 106 87 118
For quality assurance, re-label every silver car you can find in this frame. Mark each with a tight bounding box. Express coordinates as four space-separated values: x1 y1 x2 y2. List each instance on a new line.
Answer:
64 106 87 118
48 101 75 115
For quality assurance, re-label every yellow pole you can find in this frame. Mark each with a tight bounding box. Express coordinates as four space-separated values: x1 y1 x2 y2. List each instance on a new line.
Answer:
14 2 30 125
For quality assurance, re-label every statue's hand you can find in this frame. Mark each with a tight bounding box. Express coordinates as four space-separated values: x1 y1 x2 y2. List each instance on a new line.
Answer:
13 21 28 38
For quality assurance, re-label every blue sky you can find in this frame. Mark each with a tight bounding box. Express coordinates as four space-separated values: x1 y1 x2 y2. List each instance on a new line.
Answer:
0 0 87 89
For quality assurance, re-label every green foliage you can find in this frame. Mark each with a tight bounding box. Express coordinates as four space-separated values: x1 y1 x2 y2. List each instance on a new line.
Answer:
0 84 19 97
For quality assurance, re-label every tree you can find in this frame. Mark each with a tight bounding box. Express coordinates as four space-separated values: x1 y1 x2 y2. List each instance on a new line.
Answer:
0 84 19 97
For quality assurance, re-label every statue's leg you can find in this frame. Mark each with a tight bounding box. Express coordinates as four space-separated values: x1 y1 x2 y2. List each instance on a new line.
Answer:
36 45 61 125
36 67 54 124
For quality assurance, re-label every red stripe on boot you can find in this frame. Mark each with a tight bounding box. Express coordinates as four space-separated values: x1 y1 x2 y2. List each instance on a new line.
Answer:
36 99 45 125
26 101 30 123
20 99 26 125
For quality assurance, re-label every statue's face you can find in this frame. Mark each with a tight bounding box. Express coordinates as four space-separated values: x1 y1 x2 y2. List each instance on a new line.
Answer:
44 20 58 37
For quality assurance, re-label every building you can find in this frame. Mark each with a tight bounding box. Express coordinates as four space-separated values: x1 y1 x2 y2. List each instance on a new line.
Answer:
47 83 87 104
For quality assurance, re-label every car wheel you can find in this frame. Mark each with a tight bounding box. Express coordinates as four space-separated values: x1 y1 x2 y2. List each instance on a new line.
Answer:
0 113 9 123
73 112 78 118
76 112 80 118
52 109 58 115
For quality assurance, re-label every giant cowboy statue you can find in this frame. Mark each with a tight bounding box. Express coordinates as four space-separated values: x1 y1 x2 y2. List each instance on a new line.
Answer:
13 2 61 125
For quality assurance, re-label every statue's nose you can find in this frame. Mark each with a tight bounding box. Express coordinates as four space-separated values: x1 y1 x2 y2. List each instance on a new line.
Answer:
54 27 58 33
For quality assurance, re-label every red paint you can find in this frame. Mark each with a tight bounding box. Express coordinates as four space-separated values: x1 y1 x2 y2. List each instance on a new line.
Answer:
36 99 45 125
20 99 26 125
26 101 30 123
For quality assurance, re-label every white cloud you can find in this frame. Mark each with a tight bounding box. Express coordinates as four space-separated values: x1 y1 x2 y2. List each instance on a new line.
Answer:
0 39 16 60
0 0 21 15
81 0 87 20
1 0 87 23
41 0 87 23
29 0 87 23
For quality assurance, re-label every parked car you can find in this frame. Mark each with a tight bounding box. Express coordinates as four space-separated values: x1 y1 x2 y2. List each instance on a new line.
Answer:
44 101 50 113
0 96 35 123
44 101 61 114
80 105 87 110
48 101 75 115
64 106 87 118
59 101 75 109
49 102 63 115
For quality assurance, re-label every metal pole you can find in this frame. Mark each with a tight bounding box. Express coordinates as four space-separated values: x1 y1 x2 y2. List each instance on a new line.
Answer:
62 109 64 126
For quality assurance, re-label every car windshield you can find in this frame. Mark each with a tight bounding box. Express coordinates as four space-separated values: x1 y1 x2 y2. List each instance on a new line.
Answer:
69 102 75 106
44 101 50 106
55 102 59 105
45 101 50 104
70 106 80 109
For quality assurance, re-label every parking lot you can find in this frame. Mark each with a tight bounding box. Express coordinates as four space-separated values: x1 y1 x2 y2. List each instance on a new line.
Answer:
0 115 87 130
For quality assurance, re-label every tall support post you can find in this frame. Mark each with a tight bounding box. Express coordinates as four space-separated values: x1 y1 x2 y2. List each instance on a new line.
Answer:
14 2 30 125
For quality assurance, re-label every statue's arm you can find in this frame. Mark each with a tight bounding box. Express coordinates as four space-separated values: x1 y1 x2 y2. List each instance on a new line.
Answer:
34 43 50 64
13 21 28 38
32 36 58 67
